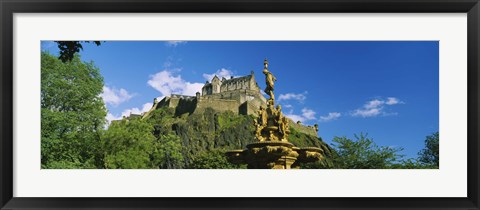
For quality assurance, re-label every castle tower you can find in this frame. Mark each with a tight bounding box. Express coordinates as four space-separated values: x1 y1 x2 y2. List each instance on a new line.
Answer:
211 75 221 94
248 70 254 90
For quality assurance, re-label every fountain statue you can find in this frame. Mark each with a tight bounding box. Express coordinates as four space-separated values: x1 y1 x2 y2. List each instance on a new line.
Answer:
226 59 324 169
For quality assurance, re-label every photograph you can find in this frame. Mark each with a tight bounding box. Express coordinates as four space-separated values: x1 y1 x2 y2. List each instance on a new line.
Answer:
2 0 477 208
41 41 439 169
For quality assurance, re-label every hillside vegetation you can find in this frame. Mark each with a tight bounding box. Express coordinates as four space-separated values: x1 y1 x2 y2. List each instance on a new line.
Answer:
102 107 335 169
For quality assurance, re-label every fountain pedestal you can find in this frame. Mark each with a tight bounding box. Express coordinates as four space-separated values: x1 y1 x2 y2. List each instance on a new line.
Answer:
226 141 324 169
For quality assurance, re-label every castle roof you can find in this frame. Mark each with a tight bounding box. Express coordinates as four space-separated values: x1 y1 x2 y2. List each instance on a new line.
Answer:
202 74 253 90
220 75 252 86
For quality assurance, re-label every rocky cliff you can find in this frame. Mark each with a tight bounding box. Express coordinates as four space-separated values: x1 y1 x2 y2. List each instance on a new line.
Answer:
146 107 334 168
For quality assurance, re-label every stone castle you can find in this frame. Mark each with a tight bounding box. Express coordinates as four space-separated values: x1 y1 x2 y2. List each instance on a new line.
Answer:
142 71 266 118
139 70 318 137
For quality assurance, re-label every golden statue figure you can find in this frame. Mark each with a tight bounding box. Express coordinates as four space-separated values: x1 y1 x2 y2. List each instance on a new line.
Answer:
260 106 268 127
263 59 277 100
276 105 286 138
283 116 290 140
254 106 268 141
269 130 279 141
254 122 265 141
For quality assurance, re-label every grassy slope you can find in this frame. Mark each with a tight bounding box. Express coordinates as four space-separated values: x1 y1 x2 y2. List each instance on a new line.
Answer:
147 107 334 168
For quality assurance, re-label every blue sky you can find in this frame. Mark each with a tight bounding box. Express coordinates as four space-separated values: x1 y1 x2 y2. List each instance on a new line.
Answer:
41 41 439 159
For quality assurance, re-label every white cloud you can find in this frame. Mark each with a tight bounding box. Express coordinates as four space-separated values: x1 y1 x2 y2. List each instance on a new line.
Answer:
147 70 203 98
165 41 187 47
301 108 316 120
351 97 403 118
319 112 341 122
202 68 236 82
183 83 205 96
386 97 404 105
142 102 153 113
105 102 154 126
120 102 153 118
121 108 142 118
285 113 305 123
284 108 317 123
352 107 383 117
278 92 307 102
101 86 134 106
105 112 122 124
112 102 152 118
283 104 293 109
365 99 385 109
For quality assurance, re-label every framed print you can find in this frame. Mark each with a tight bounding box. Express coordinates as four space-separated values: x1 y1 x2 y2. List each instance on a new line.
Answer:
1 0 479 209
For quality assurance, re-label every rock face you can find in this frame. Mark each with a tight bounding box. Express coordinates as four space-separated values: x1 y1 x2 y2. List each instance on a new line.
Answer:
144 106 333 169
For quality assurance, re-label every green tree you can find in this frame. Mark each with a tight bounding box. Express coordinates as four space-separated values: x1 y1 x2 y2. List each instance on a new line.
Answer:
190 149 246 169
152 134 185 169
418 132 439 168
41 52 106 168
101 119 157 169
331 133 405 169
55 41 102 62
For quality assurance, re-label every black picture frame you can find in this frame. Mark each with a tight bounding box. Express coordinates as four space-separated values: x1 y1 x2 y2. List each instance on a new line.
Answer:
1 0 479 209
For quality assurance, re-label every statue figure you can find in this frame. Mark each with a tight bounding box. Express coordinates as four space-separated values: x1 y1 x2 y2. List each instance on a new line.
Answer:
283 117 290 136
254 118 265 141
254 106 268 141
259 106 267 127
269 130 279 141
276 105 286 138
276 105 283 121
266 101 277 127
263 59 277 100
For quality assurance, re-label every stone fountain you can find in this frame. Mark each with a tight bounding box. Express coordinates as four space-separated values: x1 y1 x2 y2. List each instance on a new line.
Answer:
226 59 324 169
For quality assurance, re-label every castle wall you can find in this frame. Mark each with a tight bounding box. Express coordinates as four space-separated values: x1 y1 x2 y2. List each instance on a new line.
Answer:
174 98 197 116
157 96 175 109
239 101 261 116
194 98 239 115
202 85 212 96
198 88 266 115
169 98 180 108
287 118 318 137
